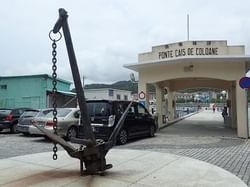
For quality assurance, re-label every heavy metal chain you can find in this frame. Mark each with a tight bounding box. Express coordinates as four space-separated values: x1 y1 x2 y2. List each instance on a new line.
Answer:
49 30 62 160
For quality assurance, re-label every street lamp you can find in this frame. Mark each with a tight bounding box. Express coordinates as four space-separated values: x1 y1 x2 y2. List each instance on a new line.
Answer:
221 90 227 104
220 96 223 103
130 73 138 83
221 90 226 96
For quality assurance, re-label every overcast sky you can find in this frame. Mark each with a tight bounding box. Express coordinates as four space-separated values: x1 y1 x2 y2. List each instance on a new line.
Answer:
1 0 250 85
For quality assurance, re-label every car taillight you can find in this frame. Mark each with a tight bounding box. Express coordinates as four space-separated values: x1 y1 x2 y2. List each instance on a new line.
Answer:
5 114 13 121
108 115 115 127
46 120 54 127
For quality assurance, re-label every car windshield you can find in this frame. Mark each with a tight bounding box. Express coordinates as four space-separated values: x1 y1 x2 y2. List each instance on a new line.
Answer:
21 111 39 118
87 102 111 116
0 109 11 115
45 108 72 118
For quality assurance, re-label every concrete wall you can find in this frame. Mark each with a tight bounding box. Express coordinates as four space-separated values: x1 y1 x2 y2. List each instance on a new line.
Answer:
138 61 245 83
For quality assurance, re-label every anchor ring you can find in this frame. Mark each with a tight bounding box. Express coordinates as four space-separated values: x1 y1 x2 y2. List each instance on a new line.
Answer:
49 30 62 42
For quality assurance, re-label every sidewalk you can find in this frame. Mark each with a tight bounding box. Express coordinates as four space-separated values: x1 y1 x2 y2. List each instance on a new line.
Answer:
0 149 247 187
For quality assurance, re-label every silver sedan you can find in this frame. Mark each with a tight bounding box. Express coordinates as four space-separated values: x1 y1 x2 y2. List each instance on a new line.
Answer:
17 108 53 135
29 108 80 140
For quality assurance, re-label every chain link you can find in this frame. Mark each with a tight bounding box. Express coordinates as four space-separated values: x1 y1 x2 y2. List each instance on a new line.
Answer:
51 38 58 160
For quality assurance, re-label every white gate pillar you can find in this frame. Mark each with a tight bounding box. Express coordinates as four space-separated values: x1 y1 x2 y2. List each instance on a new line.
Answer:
166 88 175 121
155 84 164 128
236 82 248 138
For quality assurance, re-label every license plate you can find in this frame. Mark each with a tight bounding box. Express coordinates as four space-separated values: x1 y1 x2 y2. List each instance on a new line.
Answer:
37 122 45 127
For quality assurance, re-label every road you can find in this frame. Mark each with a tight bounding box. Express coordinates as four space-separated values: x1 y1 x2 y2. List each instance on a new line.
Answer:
0 131 63 159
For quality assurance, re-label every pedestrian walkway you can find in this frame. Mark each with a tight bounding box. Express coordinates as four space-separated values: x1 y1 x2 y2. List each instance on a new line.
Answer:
0 149 246 187
165 109 237 138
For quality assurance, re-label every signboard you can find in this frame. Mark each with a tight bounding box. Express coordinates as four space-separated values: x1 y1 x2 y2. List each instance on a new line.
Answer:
239 77 250 89
158 47 219 60
138 41 245 63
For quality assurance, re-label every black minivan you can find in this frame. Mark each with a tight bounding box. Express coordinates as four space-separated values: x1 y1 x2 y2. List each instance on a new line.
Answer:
84 100 157 145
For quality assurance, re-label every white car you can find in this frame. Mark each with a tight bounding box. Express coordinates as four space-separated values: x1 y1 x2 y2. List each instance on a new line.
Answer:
29 108 80 140
17 108 53 135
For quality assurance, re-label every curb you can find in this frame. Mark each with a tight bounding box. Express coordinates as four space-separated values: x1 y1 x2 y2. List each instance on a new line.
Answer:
159 110 201 130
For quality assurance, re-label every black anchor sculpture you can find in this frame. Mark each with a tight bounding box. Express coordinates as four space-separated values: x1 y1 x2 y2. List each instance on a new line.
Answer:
35 8 132 176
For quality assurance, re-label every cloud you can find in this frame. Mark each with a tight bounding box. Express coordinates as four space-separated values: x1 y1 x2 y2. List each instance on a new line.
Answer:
0 0 250 85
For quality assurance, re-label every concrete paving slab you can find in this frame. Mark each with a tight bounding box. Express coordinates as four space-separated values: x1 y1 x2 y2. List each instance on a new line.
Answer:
0 163 51 185
0 159 24 170
9 151 76 169
0 149 247 187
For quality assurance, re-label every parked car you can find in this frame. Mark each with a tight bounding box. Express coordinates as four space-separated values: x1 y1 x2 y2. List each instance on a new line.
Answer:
0 108 33 133
17 108 53 135
29 108 80 139
29 100 156 145
77 100 157 145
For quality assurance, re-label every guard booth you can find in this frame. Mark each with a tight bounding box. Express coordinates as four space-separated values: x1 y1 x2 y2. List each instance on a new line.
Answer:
125 40 250 138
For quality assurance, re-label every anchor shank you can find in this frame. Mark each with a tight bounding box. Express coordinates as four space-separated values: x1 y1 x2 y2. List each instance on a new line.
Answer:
55 8 96 144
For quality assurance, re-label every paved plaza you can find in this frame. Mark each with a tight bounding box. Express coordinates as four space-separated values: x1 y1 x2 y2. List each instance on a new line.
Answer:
122 109 250 186
0 109 249 186
0 149 247 187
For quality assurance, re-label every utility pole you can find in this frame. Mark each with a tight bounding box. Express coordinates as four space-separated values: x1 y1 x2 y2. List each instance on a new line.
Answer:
187 14 190 41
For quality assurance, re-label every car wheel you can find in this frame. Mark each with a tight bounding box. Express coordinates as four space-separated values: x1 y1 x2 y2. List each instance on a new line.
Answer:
149 125 155 137
10 123 18 133
67 127 78 140
22 132 30 136
117 129 128 145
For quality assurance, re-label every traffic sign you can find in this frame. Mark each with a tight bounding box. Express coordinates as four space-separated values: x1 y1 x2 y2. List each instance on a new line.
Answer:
138 91 146 99
239 77 250 89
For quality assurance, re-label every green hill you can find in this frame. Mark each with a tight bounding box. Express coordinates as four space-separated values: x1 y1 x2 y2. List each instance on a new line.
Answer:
84 81 138 94
72 81 224 95
71 81 139 94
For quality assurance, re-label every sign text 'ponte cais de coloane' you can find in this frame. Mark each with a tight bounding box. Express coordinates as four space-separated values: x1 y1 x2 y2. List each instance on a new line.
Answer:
158 47 219 59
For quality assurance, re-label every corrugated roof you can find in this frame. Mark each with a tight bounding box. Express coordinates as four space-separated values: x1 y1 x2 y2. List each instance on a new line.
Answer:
47 90 76 96
0 74 72 84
